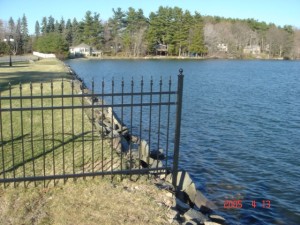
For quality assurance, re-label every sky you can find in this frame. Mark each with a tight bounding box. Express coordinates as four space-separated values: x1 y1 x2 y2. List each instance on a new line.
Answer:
1 0 299 34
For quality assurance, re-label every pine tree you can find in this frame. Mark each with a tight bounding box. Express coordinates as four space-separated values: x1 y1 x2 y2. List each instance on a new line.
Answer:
8 17 15 34
54 20 60 33
109 8 126 55
91 12 103 49
59 17 65 34
123 7 147 56
83 11 93 45
47 16 55 33
64 19 73 46
14 18 22 54
72 18 84 45
35 21 41 37
189 12 206 56
41 17 47 35
21 14 29 53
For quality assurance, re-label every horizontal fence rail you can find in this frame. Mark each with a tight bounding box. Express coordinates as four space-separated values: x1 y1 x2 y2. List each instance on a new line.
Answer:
0 69 184 187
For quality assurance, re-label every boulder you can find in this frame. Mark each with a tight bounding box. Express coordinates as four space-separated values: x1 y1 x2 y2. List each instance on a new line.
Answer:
204 222 222 225
167 208 178 219
176 198 191 213
129 143 139 152
208 215 225 224
182 220 198 225
150 160 163 170
139 140 149 158
183 208 207 224
185 182 197 203
131 135 139 143
150 149 165 160
109 129 120 138
121 136 129 152
166 170 193 191
139 140 154 166
194 190 217 213
112 136 122 153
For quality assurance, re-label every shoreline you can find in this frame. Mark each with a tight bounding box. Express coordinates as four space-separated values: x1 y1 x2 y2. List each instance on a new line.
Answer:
70 54 298 61
66 60 227 225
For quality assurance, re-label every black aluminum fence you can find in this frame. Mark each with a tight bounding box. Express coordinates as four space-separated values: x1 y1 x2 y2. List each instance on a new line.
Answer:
0 69 184 187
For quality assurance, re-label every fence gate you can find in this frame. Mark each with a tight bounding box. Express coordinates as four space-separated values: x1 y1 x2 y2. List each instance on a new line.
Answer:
0 69 184 187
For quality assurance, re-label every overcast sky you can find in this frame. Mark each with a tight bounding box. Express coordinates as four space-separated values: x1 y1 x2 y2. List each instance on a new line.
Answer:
1 0 299 34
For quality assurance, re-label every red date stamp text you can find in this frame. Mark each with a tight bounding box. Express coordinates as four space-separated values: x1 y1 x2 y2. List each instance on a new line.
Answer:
224 200 271 209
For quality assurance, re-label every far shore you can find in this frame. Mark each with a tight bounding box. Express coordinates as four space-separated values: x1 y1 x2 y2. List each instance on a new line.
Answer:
0 54 298 67
70 54 297 61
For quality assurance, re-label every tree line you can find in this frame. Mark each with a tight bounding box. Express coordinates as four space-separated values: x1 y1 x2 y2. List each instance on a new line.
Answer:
0 14 30 56
1 6 300 59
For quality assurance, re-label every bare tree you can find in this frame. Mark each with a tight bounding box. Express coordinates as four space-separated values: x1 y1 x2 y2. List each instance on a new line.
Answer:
132 27 147 57
0 19 7 40
266 26 287 58
204 22 222 55
292 29 300 59
230 22 254 57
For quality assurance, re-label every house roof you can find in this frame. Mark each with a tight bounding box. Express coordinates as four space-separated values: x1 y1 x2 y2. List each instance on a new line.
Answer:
70 43 91 49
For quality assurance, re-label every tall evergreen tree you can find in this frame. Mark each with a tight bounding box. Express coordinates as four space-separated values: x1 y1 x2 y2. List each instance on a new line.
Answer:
14 18 22 54
72 18 84 45
8 17 15 34
83 11 93 45
189 12 206 56
47 16 55 33
64 19 73 46
123 8 147 56
54 20 60 33
59 17 65 33
21 14 29 53
41 17 48 35
109 8 126 54
35 21 41 37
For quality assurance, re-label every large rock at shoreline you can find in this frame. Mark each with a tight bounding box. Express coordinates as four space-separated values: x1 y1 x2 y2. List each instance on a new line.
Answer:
183 208 207 224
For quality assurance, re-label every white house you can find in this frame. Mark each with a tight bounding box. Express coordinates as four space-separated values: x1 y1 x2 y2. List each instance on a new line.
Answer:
69 43 92 56
217 43 228 52
243 45 261 55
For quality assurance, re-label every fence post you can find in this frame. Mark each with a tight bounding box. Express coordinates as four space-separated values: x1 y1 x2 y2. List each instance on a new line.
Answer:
172 68 184 191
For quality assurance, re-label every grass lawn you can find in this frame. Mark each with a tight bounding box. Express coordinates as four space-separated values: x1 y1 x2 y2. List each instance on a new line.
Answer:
0 177 172 225
0 58 118 187
0 58 173 224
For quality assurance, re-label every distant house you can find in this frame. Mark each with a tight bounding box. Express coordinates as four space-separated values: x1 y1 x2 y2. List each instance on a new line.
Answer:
217 43 228 52
156 44 168 56
243 45 261 55
69 43 92 56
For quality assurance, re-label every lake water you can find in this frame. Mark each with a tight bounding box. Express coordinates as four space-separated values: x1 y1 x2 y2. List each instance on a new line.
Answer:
66 59 300 225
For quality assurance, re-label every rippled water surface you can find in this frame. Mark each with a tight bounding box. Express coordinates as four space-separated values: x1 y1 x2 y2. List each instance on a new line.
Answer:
66 59 300 225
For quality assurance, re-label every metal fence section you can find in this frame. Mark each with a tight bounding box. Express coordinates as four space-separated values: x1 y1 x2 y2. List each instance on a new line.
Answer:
0 69 184 187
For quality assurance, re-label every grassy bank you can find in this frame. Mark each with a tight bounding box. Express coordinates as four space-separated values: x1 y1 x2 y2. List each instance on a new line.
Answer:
0 59 114 186
0 59 173 224
0 177 172 225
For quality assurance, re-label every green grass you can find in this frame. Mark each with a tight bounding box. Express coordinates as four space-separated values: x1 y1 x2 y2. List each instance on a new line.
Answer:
0 59 121 187
0 59 70 90
0 178 172 225
0 59 174 224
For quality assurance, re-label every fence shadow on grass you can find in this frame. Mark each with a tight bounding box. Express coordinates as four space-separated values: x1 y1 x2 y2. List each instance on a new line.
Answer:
0 131 92 176
0 71 71 91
